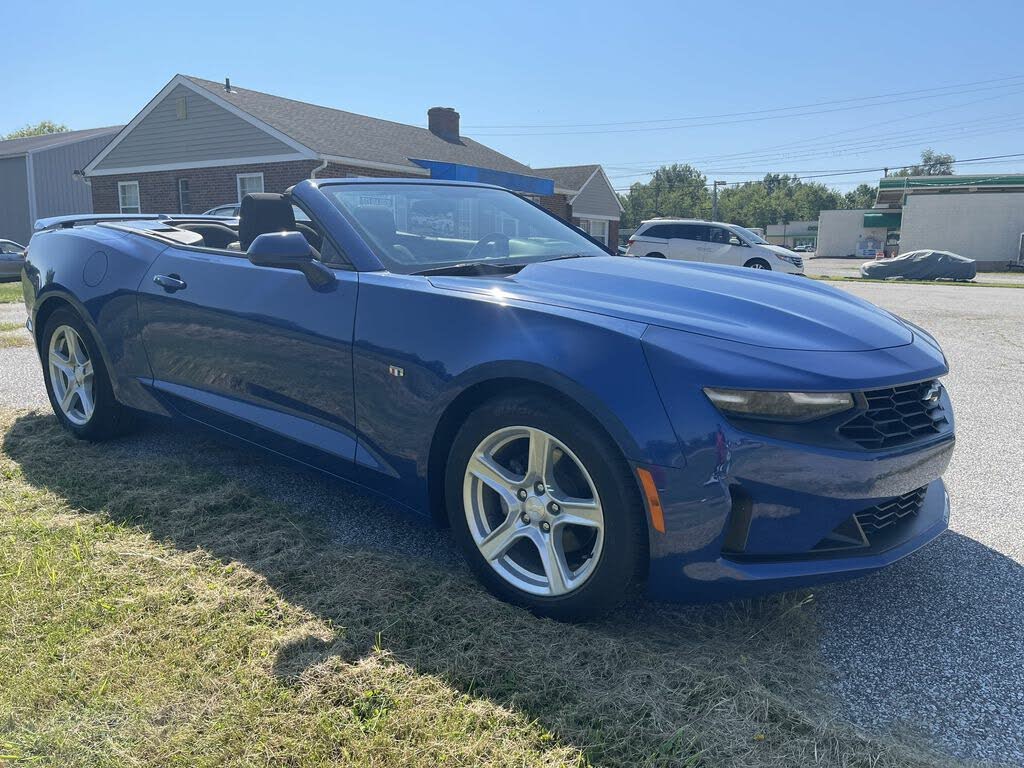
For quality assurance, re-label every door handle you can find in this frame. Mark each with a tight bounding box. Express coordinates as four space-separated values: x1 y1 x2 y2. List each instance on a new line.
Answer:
153 273 187 293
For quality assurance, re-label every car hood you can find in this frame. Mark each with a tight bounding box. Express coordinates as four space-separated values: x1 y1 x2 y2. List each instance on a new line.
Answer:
428 256 914 352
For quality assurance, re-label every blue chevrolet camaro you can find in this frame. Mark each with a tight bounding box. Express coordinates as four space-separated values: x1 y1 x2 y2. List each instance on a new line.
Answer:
21 179 954 619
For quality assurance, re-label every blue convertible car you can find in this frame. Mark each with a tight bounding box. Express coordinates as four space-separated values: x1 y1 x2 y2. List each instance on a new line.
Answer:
21 179 954 619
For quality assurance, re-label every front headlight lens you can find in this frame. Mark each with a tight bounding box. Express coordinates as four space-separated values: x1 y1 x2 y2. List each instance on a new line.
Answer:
703 388 854 421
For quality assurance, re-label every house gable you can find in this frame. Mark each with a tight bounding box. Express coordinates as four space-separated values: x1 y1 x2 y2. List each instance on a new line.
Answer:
88 78 312 175
571 168 623 219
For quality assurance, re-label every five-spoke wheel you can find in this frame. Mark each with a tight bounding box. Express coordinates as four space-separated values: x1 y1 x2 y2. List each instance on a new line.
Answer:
447 393 647 619
48 324 96 425
463 425 605 597
41 307 135 440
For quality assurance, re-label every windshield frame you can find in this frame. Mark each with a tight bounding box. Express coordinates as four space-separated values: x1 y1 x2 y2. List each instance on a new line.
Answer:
318 181 612 275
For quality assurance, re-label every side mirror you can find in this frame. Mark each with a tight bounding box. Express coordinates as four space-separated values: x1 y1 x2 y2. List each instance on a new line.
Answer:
247 231 335 290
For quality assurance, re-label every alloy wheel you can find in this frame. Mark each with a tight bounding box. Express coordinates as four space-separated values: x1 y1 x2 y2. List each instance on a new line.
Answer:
462 426 605 596
48 325 95 426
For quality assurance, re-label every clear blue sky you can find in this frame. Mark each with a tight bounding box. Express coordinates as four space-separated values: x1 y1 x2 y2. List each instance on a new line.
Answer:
4 0 1024 191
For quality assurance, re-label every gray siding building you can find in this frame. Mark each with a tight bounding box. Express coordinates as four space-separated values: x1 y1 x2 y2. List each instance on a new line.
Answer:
0 126 121 243
534 165 623 246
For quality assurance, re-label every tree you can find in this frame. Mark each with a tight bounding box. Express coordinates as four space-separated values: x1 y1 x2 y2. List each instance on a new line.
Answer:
842 183 878 209
3 120 69 140
892 148 955 177
619 164 711 227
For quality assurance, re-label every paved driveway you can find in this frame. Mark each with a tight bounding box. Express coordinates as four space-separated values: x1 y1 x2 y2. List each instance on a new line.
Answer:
1 282 1022 764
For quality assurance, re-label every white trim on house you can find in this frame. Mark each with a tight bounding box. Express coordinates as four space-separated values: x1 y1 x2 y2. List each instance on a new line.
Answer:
320 154 430 175
83 74 318 175
553 186 578 196
85 153 311 177
236 172 264 202
118 181 141 214
574 212 618 221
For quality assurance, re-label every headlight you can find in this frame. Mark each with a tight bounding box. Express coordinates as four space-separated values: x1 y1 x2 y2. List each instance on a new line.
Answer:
703 388 854 421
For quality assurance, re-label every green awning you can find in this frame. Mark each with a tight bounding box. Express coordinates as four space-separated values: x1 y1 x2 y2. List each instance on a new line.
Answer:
863 211 902 228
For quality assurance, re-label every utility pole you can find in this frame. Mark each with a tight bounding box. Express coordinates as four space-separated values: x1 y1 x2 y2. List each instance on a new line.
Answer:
712 180 727 221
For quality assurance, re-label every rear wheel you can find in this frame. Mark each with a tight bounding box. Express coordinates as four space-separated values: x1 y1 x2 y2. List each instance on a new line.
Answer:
744 258 771 270
42 308 135 440
446 393 647 620
646 252 666 259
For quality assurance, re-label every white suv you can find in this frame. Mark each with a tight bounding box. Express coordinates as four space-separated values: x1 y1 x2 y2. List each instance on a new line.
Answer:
626 219 805 274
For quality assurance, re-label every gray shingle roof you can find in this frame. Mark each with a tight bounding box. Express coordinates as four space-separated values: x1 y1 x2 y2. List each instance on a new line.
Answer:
0 125 122 159
533 165 602 194
183 76 536 176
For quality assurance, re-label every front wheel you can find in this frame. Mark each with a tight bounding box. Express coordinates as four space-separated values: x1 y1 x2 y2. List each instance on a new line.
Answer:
744 258 771 270
41 308 136 440
446 393 647 620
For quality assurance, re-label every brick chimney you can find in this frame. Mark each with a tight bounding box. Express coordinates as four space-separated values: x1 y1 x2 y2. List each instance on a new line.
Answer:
428 107 460 141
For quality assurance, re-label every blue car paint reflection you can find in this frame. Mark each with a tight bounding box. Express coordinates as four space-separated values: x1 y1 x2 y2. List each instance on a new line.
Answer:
21 178 954 603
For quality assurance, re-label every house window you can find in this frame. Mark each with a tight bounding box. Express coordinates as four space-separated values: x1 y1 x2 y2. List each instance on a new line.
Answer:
118 181 140 214
578 218 609 245
175 96 188 120
178 179 191 213
236 172 264 203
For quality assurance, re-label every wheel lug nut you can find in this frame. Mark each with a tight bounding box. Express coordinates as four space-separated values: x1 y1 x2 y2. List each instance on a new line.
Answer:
517 488 528 501
520 512 531 524
534 481 546 495
548 501 560 515
540 521 551 533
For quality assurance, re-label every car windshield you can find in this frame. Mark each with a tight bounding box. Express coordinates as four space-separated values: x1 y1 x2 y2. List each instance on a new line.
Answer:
729 225 767 245
321 182 607 274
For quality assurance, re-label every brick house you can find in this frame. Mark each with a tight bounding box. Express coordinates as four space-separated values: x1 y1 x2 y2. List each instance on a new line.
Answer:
534 165 624 247
83 74 570 217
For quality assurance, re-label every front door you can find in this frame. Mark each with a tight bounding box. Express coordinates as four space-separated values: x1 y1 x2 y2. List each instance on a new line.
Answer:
137 247 360 478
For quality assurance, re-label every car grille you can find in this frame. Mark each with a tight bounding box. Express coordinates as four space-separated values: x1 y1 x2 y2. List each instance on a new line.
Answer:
838 380 948 450
791 256 804 268
855 486 928 534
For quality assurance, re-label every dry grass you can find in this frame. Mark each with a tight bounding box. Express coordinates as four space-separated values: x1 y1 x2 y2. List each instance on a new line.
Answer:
0 283 23 304
0 322 30 349
0 411 960 767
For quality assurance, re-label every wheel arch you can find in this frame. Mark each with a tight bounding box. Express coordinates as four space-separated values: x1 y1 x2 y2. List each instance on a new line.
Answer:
426 370 643 528
33 291 120 397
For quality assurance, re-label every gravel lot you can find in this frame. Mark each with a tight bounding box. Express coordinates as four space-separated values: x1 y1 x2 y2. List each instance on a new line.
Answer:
1 281 1022 764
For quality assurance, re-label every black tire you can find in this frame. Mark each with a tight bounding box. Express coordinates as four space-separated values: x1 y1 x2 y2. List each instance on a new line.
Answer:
744 258 771 270
41 307 136 441
446 392 647 620
646 252 666 259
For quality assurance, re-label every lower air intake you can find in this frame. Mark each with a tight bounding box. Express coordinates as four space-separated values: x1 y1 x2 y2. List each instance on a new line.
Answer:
855 486 928 534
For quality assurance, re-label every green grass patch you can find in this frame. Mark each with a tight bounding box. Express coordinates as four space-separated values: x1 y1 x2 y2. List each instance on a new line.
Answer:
0 411 958 767
0 282 23 304
812 274 1024 288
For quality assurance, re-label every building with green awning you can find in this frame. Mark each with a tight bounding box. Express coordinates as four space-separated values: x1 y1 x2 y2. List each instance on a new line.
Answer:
815 174 1024 269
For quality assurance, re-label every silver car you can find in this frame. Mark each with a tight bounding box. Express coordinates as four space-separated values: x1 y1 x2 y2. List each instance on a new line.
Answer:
0 239 25 281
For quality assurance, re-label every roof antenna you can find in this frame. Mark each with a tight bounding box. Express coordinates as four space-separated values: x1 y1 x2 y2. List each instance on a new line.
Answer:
224 77 231 92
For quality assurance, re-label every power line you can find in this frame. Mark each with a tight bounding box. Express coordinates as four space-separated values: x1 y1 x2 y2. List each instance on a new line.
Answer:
462 74 1024 130
607 119 1024 181
604 98 1024 170
610 152 1024 192
468 80 1024 136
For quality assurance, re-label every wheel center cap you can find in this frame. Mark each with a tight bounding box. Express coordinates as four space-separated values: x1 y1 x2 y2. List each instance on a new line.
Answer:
524 496 545 517
74 367 84 386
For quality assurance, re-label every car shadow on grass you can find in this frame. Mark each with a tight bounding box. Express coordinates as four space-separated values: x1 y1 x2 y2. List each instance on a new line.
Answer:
2 411 961 767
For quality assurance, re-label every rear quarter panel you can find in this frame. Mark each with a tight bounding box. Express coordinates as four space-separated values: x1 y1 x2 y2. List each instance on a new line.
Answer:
24 226 168 413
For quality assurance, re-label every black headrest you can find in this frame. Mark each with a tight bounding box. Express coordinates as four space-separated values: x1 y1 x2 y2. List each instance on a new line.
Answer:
239 193 296 250
352 205 397 242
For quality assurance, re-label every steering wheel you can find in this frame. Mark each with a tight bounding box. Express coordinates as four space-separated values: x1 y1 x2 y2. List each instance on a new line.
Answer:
467 232 510 261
